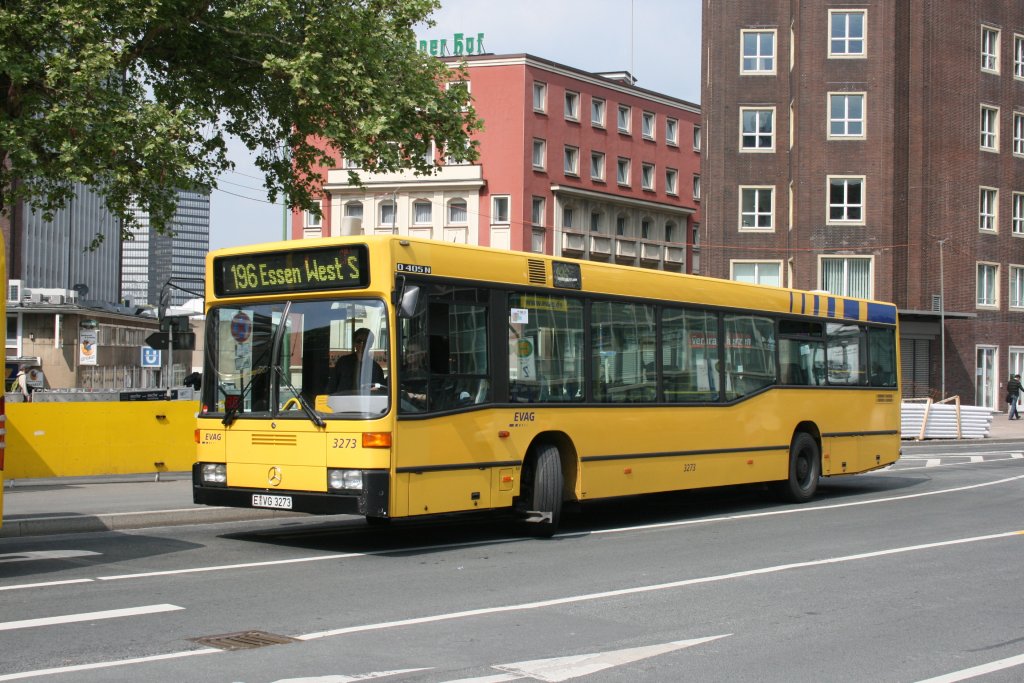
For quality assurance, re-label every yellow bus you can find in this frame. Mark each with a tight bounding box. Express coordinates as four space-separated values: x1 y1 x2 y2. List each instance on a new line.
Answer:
193 235 900 533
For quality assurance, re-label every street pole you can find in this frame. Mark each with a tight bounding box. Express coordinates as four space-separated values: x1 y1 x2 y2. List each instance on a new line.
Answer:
938 238 948 399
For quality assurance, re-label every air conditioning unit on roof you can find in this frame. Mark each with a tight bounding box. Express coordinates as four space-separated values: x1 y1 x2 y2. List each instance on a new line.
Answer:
47 294 66 304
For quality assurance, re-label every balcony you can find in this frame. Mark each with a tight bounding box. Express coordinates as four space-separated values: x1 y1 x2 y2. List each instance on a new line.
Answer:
562 231 586 254
665 246 686 264
590 235 612 256
640 242 662 262
615 238 637 261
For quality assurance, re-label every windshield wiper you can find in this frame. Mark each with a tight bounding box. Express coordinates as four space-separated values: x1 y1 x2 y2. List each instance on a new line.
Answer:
275 365 325 427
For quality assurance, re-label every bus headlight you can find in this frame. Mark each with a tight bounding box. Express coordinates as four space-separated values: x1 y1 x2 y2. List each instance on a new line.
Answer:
201 463 227 485
328 469 363 491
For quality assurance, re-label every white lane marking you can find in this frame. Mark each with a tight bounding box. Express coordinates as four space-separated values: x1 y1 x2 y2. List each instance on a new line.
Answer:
914 651 1024 682
0 550 100 564
269 669 432 682
97 552 368 580
0 648 218 682
926 458 941 467
296 530 1024 641
1012 452 1024 459
892 455 1024 471
484 635 730 682
970 456 984 463
0 603 183 632
0 579 94 592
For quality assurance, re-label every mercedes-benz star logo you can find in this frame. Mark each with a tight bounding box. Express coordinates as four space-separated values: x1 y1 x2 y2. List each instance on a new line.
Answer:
268 466 282 487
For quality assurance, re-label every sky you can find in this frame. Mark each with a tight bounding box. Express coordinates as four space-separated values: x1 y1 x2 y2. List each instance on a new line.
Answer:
207 0 702 251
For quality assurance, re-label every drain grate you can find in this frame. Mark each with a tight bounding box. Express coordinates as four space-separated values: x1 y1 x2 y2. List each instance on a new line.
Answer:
191 630 298 651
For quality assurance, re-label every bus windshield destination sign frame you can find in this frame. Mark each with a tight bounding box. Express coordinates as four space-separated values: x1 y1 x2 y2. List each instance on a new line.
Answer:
214 245 369 297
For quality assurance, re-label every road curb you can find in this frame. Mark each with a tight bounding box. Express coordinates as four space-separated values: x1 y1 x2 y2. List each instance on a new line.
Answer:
0 507 305 538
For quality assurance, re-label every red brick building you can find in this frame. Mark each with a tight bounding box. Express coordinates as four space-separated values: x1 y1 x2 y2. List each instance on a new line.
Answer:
702 1 1024 407
295 53 702 273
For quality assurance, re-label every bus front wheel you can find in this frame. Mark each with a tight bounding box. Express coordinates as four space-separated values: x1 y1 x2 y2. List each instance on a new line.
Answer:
777 432 820 503
524 444 563 537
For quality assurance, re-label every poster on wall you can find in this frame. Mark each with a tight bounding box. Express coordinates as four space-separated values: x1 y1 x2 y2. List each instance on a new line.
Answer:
79 328 98 366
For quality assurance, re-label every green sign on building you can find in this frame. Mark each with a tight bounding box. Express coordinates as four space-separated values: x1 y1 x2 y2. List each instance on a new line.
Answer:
420 32 486 57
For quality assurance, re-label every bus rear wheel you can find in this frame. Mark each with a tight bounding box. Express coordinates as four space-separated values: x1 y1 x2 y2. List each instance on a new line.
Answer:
777 432 820 503
524 444 563 537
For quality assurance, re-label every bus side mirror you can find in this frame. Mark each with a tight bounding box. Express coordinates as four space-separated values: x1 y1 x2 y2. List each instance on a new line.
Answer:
398 285 420 319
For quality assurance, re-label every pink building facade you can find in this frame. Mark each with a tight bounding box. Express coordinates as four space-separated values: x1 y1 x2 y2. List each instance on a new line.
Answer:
294 54 702 272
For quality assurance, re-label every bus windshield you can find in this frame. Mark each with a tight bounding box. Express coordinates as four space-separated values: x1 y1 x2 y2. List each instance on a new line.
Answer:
202 298 390 420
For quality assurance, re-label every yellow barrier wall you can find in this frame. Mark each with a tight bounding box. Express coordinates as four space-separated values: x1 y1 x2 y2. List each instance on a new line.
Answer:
5 401 196 479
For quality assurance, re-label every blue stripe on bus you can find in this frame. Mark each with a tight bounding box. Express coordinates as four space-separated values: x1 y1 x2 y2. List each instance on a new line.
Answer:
789 292 794 314
844 299 860 320
801 293 806 314
827 297 836 317
867 303 897 324
813 295 820 316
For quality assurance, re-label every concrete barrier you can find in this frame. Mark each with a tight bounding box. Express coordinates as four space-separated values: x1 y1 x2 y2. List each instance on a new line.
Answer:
4 400 197 479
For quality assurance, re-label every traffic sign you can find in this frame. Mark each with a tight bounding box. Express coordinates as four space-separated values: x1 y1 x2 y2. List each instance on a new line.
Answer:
146 332 170 350
146 331 197 351
141 347 162 367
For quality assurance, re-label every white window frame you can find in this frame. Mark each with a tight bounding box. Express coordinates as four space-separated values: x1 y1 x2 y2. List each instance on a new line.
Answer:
977 261 999 308
491 195 510 224
665 168 678 196
981 25 1000 74
617 104 632 134
979 187 999 233
641 111 656 140
379 200 396 227
819 256 873 299
981 105 1000 151
740 106 775 151
563 145 579 176
412 199 433 225
827 176 865 225
691 173 700 200
731 260 783 287
828 92 866 139
739 185 775 232
1011 265 1024 309
616 157 631 186
591 97 606 127
304 209 322 228
693 125 702 151
828 9 867 58
741 29 777 74
531 196 545 226
564 90 580 121
590 151 606 181
532 138 546 170
1014 191 1024 236
1014 112 1024 156
533 81 547 113
1015 34 1024 80
641 162 655 191
562 205 576 230
666 117 679 146
447 198 467 225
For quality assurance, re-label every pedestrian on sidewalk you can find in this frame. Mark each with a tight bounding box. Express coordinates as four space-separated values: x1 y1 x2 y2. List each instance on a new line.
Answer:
1006 374 1021 420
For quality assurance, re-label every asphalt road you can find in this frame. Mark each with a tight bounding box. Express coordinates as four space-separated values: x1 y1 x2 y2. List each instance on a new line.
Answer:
1 449 1023 683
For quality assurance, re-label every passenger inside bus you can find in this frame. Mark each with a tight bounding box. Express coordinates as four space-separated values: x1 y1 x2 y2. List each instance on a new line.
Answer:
326 327 386 394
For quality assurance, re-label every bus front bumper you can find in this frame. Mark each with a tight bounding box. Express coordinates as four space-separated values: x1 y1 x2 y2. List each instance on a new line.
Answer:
192 464 389 517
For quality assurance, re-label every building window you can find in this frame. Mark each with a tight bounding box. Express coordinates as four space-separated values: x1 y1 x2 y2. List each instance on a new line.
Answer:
979 187 998 232
492 195 510 224
532 138 546 170
344 201 363 220
1014 192 1024 236
981 26 1000 73
617 104 632 134
829 93 865 138
977 262 998 307
641 218 653 240
447 199 467 225
616 157 631 186
641 111 656 139
531 196 545 226
531 230 545 253
740 107 774 150
564 90 580 121
616 214 629 237
533 81 547 112
828 177 864 223
563 206 576 230
693 125 702 151
666 118 678 145
590 211 603 233
821 257 872 298
564 146 579 176
591 97 606 127
732 261 781 287
1011 266 1024 308
304 209 322 228
691 173 700 200
740 186 774 231
343 156 360 169
981 105 999 151
641 163 655 190
379 200 396 227
665 221 677 243
665 168 678 196
1014 112 1024 156
830 9 866 57
1015 35 1024 80
741 29 776 73
590 151 605 181
413 200 432 225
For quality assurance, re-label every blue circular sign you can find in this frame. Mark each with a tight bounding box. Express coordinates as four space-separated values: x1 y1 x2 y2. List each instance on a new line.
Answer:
231 312 252 343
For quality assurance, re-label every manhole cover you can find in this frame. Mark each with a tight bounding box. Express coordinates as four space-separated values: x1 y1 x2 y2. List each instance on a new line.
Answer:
191 630 297 651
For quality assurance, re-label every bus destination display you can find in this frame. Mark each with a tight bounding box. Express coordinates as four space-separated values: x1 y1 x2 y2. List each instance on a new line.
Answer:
215 245 368 296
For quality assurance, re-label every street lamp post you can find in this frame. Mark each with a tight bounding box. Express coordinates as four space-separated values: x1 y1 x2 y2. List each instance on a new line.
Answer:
938 238 948 399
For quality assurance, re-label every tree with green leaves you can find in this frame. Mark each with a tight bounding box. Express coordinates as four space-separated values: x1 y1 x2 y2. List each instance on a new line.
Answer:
0 0 478 246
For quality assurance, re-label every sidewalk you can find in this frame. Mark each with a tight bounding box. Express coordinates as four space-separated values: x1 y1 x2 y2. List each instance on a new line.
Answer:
3 418 1023 539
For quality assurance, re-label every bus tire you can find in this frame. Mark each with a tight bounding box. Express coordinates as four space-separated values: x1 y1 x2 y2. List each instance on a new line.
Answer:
777 432 820 503
526 444 563 537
